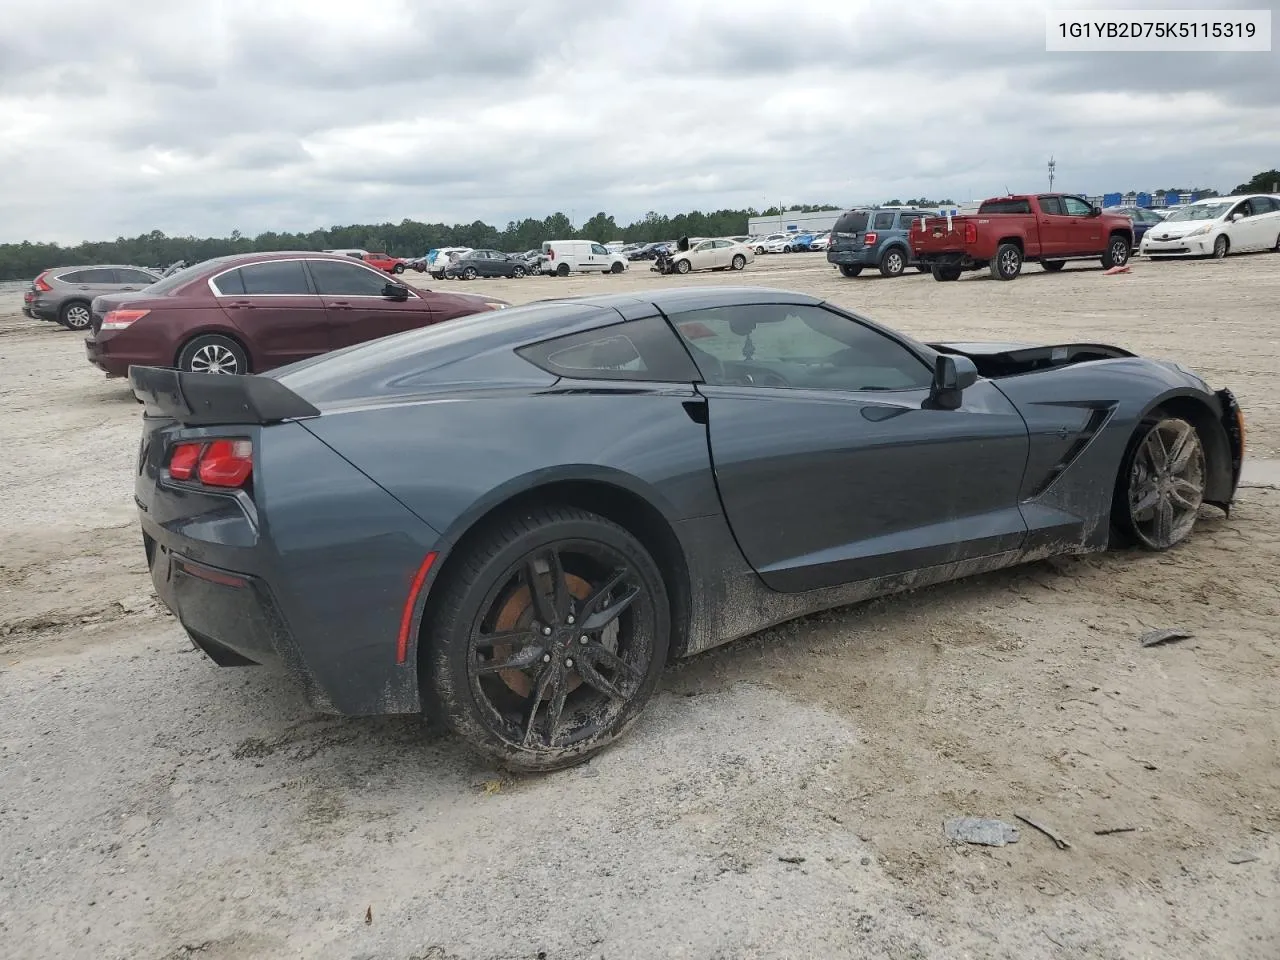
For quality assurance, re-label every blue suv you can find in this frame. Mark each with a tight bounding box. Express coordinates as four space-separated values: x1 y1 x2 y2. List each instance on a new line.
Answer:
827 207 933 278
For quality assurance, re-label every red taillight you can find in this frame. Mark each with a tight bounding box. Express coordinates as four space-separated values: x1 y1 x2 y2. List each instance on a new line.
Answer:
34 272 52 292
168 442 203 481
167 438 252 488
548 250 556 259
863 232 877 245
964 222 977 243
101 308 150 331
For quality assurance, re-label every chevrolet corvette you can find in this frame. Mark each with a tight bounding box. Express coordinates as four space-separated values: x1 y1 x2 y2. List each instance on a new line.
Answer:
129 287 1244 771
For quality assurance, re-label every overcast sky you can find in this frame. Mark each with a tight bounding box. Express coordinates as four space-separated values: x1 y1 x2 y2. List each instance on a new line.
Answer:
0 0 1276 244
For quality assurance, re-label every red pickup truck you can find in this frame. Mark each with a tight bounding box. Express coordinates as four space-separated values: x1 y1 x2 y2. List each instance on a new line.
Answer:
910 194 1134 281
361 252 407 274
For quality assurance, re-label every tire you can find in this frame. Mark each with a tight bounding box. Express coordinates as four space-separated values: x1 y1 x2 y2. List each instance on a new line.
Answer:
1212 235 1229 259
431 272 445 280
393 264 405 274
782 245 793 254
177 334 248 375
989 243 1023 280
1101 234 1131 269
1111 413 1206 551
423 505 670 772
1273 232 1280 252
931 264 962 282
1041 260 1066 272
838 264 863 278
731 254 746 271
878 247 907 278
675 259 692 274
58 300 92 330
610 261 624 274
556 263 570 277
462 266 478 280
755 246 765 255
511 265 526 278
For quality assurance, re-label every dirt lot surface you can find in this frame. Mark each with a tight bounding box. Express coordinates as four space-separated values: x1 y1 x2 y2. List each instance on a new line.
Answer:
2 252 1278 959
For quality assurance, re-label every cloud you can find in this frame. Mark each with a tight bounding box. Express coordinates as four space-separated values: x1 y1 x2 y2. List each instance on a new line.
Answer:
0 0 1276 243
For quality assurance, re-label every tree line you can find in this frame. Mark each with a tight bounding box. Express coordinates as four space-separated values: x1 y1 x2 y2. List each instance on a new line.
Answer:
0 204 844 281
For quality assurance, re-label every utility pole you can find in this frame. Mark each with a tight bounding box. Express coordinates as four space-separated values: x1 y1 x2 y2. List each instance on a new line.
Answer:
1048 156 1056 192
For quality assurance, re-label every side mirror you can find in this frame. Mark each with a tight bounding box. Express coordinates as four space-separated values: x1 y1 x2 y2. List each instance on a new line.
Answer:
1230 212 1243 221
1089 206 1101 217
928 354 978 410
383 282 410 301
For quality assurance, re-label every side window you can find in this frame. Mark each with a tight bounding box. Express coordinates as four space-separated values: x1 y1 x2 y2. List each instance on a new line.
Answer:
57 270 87 283
66 267 115 283
117 269 158 284
1253 197 1278 214
238 260 312 295
1038 196 1064 215
694 241 714 252
516 315 701 383
1231 200 1253 218
590 243 609 255
872 212 895 230
713 240 732 248
669 304 934 393
308 259 393 296
211 268 245 295
1062 196 1093 217
896 213 921 229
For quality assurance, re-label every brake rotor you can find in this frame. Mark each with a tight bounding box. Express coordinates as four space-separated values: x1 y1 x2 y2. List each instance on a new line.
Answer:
490 573 592 698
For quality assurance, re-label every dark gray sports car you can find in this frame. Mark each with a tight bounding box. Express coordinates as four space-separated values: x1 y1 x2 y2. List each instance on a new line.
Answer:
129 287 1244 771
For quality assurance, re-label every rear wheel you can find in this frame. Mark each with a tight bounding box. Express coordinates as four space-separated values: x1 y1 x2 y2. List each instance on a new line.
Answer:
1113 414 1206 551
838 264 863 278
990 243 1023 280
879 247 906 278
511 265 526 278
58 300 92 330
1041 260 1066 272
1212 235 1229 259
1101 234 1130 269
931 264 962 282
556 263 570 277
423 505 669 772
177 334 248 375
393 263 405 274
462 266 478 280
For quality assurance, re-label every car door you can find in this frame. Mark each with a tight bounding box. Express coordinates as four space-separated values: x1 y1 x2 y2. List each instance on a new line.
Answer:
668 302 1030 592
306 257 432 348
1252 196 1280 249
711 239 733 267
1035 196 1072 257
589 243 611 272
1060 195 1104 254
688 240 716 270
212 259 330 367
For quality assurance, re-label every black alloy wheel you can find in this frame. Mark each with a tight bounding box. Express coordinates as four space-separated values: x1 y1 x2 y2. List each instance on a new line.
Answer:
425 506 669 771
1115 415 1206 551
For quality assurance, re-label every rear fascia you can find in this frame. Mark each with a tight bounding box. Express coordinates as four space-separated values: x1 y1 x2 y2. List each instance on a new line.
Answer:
137 417 442 715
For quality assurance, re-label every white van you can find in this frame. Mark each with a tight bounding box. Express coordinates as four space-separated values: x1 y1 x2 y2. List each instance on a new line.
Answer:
541 240 629 276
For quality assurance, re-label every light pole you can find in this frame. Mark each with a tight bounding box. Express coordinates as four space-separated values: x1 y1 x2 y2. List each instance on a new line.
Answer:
1048 156 1056 192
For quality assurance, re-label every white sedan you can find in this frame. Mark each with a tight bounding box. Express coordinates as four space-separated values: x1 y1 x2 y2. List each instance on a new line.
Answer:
1140 194 1280 259
667 239 756 274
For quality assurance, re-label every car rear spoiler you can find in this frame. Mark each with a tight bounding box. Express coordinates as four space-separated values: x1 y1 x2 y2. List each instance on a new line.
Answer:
128 365 320 426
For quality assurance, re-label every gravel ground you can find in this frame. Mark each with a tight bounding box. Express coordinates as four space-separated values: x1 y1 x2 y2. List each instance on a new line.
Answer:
2 252 1278 959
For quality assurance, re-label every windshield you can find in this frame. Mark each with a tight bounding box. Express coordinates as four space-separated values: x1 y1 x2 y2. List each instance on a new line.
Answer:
1165 202 1230 222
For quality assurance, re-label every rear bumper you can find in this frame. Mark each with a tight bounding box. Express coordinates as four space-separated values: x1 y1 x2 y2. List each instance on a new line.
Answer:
912 250 983 269
828 249 876 266
135 419 446 716
84 336 132 377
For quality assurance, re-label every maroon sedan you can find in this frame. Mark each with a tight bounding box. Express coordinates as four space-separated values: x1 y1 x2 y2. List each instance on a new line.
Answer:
84 251 508 377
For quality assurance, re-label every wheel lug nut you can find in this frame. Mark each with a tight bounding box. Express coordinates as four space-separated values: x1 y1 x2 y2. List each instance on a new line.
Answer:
542 626 552 636
580 636 588 644
565 658 573 668
566 616 575 624
543 654 551 662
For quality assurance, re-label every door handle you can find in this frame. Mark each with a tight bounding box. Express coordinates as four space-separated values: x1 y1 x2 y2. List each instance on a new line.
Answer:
227 300 255 309
329 301 352 310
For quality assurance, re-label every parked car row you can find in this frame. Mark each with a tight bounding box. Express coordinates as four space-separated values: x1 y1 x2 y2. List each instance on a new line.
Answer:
823 192 1280 283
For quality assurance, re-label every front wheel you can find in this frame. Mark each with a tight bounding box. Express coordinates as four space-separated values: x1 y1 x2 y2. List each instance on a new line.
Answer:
511 265 526 278
1112 414 1206 551
462 267 478 280
393 263 405 274
731 254 746 271
177 334 248 375
423 505 670 772
1212 235 1229 259
838 264 863 278
675 259 691 274
755 246 765 255
1101 235 1130 269
990 243 1023 280
610 261 624 274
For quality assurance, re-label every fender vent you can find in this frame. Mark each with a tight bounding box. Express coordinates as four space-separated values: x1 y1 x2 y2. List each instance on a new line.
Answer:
1029 407 1113 498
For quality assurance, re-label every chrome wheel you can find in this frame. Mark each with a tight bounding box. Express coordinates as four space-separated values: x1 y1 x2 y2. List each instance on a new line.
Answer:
189 342 240 375
1109 238 1129 266
1126 417 1205 550
62 303 91 329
